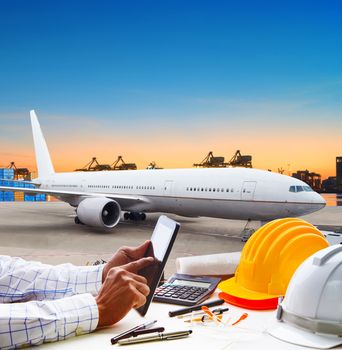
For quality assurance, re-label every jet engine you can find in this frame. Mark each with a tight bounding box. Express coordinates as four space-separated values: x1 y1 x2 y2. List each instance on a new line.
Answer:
76 197 121 228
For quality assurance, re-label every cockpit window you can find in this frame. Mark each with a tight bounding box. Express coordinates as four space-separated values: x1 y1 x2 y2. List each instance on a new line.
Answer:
289 185 312 193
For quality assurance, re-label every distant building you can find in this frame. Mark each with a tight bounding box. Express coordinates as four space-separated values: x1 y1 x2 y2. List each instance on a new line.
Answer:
292 170 321 192
321 176 337 193
337 157 342 193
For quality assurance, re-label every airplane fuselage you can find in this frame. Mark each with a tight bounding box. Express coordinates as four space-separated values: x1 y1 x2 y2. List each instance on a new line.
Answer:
39 167 325 221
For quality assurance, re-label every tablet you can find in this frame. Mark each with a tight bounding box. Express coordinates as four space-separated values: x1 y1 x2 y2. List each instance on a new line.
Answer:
136 215 180 316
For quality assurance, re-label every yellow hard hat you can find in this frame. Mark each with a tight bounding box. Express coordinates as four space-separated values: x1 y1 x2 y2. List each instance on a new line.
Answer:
218 218 329 309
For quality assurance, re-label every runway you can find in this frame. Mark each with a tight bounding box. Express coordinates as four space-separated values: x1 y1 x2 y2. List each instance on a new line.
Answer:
0 202 341 277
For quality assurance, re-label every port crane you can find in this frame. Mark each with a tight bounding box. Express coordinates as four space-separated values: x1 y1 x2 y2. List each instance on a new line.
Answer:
194 150 252 168
8 162 31 180
75 157 112 171
111 156 137 170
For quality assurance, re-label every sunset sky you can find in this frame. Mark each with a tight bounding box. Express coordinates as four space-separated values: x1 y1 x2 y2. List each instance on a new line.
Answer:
0 1 341 179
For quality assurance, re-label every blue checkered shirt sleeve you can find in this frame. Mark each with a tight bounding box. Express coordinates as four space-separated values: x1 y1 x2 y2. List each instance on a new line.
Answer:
0 256 104 302
0 256 103 349
0 293 99 349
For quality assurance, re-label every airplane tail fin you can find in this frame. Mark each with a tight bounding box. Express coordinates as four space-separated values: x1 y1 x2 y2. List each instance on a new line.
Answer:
30 110 55 178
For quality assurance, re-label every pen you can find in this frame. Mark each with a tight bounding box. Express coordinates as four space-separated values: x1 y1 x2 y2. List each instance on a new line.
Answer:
110 320 157 344
118 330 193 345
201 306 224 324
184 314 223 323
178 307 229 319
131 327 165 337
168 299 225 317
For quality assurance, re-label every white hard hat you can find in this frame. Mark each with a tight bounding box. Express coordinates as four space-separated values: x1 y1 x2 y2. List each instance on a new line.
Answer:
268 244 342 349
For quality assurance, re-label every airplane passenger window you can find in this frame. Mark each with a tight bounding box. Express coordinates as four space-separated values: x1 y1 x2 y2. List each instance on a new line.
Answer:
231 188 234 192
201 188 204 191
209 188 211 191
221 188 224 192
213 188 216 192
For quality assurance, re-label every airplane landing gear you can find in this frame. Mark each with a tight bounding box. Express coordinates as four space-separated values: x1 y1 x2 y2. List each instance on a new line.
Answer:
124 212 146 221
74 216 84 225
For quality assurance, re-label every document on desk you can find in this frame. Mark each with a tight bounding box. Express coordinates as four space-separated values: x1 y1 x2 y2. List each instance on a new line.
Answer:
176 252 241 276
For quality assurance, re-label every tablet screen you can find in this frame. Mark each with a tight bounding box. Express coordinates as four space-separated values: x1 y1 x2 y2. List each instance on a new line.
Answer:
136 215 180 316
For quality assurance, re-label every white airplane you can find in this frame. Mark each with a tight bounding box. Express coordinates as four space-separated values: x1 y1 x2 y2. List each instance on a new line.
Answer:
0 110 326 229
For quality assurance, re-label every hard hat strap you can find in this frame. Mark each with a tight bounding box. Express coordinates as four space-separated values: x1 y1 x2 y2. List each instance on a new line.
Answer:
279 306 342 336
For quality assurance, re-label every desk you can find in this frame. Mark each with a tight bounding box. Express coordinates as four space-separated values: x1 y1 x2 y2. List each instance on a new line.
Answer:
34 292 341 350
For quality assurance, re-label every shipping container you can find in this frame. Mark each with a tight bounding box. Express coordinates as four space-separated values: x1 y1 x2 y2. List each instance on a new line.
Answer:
14 192 24 201
0 168 15 180
0 174 45 201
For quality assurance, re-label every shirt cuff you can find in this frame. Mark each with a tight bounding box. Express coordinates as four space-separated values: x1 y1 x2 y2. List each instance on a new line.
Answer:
53 293 99 337
0 293 99 349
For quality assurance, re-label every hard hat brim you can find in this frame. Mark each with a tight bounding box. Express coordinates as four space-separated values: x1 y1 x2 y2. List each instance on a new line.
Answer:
219 276 279 300
219 292 278 310
268 321 342 349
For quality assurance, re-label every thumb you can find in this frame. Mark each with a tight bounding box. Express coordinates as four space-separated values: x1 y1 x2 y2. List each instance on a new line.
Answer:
122 257 155 273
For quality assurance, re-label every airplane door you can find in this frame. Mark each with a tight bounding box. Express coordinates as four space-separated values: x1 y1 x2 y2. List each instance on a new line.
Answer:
80 178 87 192
164 180 174 196
241 181 256 200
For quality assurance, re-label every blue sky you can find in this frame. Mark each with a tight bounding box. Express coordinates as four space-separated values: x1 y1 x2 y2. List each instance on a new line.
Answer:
1 0 341 115
0 0 341 176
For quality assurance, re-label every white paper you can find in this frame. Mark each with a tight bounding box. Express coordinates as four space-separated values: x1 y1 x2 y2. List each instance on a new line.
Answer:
176 252 241 276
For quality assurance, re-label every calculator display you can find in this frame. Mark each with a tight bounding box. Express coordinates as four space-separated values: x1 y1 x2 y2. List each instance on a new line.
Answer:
172 279 211 288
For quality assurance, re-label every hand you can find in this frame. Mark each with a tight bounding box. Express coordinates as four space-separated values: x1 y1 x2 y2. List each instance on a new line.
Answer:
102 241 151 282
96 257 154 328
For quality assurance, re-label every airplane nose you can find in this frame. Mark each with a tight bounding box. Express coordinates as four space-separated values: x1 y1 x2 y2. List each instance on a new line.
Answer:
314 193 326 208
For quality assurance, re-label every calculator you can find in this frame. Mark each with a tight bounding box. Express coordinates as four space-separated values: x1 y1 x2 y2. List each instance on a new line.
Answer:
153 273 221 306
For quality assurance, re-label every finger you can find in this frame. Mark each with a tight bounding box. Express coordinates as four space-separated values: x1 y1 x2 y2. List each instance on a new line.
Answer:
130 279 150 296
123 257 155 273
132 290 147 309
125 240 151 260
130 273 148 285
120 269 148 284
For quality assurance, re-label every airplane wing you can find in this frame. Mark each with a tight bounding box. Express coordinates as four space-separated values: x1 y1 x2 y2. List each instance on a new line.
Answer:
0 186 149 208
